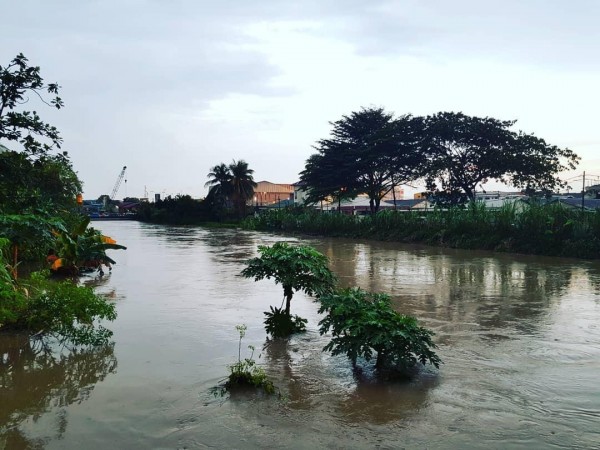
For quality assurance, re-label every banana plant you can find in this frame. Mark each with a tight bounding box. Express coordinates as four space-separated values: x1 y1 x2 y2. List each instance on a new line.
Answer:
52 216 126 274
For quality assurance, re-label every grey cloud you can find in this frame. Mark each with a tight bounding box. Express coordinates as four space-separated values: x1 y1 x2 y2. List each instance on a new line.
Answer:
320 0 600 69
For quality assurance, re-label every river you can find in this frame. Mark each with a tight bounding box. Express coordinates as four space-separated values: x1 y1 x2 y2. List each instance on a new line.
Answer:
1 221 599 449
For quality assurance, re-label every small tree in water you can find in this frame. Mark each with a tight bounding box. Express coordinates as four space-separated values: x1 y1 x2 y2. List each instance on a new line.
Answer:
318 288 441 376
241 242 336 337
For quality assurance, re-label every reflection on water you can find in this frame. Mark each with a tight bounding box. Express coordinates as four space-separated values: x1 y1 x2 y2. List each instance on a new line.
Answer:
2 222 599 449
0 335 117 449
263 336 438 425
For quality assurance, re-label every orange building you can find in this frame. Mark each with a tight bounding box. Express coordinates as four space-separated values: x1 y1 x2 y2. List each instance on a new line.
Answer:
253 181 294 206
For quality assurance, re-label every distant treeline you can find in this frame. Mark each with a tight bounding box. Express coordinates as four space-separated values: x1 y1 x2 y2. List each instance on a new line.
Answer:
241 203 600 259
136 195 217 225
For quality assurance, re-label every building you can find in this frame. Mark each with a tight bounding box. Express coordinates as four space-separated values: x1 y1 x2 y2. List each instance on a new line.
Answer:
254 181 294 206
585 184 600 199
292 181 309 205
381 186 404 201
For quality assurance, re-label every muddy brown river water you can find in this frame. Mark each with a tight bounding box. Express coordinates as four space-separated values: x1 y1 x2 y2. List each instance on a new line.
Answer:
1 221 600 449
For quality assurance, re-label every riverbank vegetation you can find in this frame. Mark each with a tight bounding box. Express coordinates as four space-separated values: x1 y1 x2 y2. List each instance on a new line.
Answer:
242 203 600 259
137 159 258 225
0 238 116 345
136 194 223 225
1 53 119 344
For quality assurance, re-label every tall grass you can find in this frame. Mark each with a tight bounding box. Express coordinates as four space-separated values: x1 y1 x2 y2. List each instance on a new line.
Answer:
241 203 600 259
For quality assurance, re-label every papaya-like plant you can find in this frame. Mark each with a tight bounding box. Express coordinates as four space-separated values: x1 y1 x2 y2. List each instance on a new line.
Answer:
241 242 336 337
318 288 441 374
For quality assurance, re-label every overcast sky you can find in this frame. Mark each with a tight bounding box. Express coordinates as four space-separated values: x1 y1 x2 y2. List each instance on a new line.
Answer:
2 0 599 199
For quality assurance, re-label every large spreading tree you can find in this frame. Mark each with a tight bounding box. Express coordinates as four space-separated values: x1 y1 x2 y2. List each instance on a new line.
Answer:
423 112 580 204
300 107 425 214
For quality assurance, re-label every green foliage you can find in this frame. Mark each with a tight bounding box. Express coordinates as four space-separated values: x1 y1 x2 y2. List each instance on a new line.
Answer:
52 215 126 273
424 112 580 203
204 159 257 219
0 239 116 345
0 53 64 157
241 242 336 322
0 150 81 215
263 305 307 338
20 273 117 346
300 107 425 214
137 194 216 224
204 163 233 219
0 213 67 263
318 288 441 374
0 239 25 323
242 205 600 259
225 325 276 394
300 108 579 209
229 159 257 219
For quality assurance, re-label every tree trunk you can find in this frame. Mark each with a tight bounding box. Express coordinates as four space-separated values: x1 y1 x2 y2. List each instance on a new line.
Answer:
464 185 475 202
375 347 385 370
12 244 18 280
284 286 293 315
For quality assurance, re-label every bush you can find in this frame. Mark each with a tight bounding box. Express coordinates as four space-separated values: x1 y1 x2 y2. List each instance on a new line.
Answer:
263 306 307 338
0 238 116 345
318 288 441 375
20 273 117 345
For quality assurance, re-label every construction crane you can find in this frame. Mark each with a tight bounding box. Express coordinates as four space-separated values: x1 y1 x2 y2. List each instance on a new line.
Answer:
111 166 127 199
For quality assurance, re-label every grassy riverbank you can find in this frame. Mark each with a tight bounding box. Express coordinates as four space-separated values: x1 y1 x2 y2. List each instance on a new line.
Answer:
241 202 600 259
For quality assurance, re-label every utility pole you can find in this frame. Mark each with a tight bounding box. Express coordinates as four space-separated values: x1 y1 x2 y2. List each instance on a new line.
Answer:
582 171 586 212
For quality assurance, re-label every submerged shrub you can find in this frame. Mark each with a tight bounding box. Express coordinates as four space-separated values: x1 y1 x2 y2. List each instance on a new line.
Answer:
318 288 441 375
242 242 336 337
224 325 276 395
263 306 307 338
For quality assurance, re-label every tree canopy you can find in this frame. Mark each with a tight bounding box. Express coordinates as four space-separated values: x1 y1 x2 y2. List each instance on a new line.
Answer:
0 150 81 214
423 112 580 204
0 53 81 216
0 53 64 158
205 159 256 219
241 242 336 316
300 107 426 213
229 159 257 218
301 108 580 210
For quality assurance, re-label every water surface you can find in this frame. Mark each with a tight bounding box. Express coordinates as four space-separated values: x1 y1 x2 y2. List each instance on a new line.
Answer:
1 221 599 449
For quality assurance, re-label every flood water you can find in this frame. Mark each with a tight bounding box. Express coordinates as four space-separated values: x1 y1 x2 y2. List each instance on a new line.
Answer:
2 221 600 449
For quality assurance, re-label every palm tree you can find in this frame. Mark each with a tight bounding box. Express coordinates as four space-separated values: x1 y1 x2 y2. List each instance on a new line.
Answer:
229 159 257 218
205 163 232 212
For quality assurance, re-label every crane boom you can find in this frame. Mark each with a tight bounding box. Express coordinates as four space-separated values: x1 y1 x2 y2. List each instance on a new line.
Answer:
111 166 127 199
